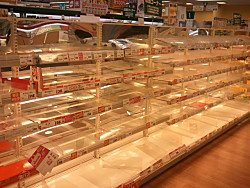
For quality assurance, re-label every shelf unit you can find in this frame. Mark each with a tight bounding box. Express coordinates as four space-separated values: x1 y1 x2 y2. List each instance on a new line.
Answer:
0 17 250 188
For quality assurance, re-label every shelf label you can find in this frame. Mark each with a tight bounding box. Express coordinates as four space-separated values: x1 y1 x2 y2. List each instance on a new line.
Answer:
125 49 132 56
28 146 59 176
169 144 187 159
116 50 124 58
83 109 94 117
97 104 112 113
68 52 79 61
106 51 115 59
93 52 103 60
123 176 140 188
152 159 164 172
140 166 152 179
78 52 85 61
161 46 171 54
57 53 69 62
128 96 141 104
19 55 33 66
85 52 93 60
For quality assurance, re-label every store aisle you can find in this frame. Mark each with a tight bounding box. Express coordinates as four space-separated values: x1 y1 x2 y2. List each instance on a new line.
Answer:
142 119 250 188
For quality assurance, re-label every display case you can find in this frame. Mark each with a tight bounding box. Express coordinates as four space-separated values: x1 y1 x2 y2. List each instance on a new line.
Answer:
0 17 249 188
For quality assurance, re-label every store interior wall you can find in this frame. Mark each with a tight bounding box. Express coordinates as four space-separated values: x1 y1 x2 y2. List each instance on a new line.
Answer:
194 5 250 21
215 5 250 20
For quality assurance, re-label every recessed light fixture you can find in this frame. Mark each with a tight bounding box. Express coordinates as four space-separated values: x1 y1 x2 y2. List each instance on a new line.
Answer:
217 1 227 4
186 2 193 5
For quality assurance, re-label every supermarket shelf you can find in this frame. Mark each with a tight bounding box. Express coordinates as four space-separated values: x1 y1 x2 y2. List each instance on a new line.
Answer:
155 74 246 105
0 83 171 141
0 86 247 187
12 99 249 188
0 66 169 105
141 112 250 187
0 46 174 67
154 63 246 85
151 49 249 67
0 18 249 188
0 4 81 17
0 71 246 142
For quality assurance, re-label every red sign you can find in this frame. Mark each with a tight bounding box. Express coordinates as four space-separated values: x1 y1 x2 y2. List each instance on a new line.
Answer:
28 145 59 175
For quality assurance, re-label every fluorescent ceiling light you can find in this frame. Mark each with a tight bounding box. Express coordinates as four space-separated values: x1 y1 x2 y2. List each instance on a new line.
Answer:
162 1 170 2
217 1 227 4
186 2 193 5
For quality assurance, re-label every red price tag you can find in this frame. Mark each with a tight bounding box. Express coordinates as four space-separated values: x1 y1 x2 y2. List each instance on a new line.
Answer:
11 92 20 102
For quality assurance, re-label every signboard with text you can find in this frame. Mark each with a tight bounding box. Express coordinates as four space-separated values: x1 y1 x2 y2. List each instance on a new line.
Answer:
144 0 162 17
82 3 108 15
28 145 59 176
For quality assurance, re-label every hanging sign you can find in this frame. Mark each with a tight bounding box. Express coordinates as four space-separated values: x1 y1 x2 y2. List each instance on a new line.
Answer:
144 0 162 17
233 13 241 25
82 2 108 15
69 0 81 9
136 0 144 17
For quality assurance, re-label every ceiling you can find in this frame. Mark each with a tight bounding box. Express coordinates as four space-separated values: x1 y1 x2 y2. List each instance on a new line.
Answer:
169 0 250 5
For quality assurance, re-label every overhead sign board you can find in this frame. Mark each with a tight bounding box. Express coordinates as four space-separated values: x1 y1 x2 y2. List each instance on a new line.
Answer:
144 0 162 17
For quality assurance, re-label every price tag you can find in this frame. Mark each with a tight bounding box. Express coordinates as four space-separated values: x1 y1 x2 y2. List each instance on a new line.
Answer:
55 87 64 94
138 48 145 56
19 55 33 66
140 167 152 179
106 51 115 59
144 48 151 55
125 49 132 57
151 48 157 55
104 77 121 85
129 96 141 104
57 53 69 62
11 92 21 102
161 46 170 54
41 88 57 97
123 176 140 188
84 52 93 60
28 146 59 176
40 119 56 129
156 48 162 54
83 109 94 117
68 52 79 62
65 84 79 92
93 52 103 60
97 104 112 113
123 73 133 82
17 91 35 101
116 50 124 58
169 145 187 159
131 49 138 56
78 52 85 61
152 159 163 172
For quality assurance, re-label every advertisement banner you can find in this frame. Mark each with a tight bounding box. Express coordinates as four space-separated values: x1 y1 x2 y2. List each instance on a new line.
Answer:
69 0 80 9
177 6 186 22
136 0 144 17
144 0 162 17
82 3 108 15
113 0 127 7
74 0 80 8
